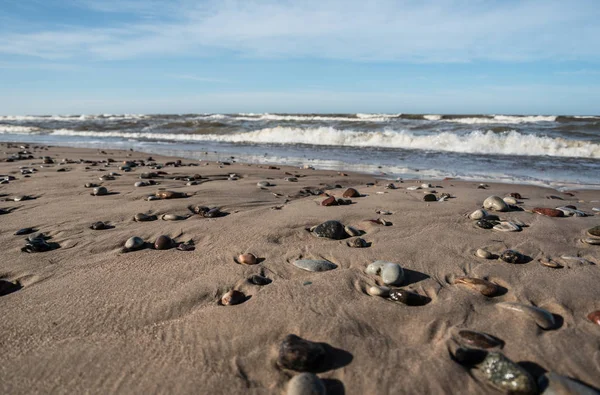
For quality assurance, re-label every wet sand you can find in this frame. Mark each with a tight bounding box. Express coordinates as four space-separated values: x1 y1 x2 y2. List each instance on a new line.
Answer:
0 143 599 394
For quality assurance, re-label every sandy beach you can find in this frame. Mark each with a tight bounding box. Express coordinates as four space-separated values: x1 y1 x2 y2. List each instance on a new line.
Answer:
1 142 599 394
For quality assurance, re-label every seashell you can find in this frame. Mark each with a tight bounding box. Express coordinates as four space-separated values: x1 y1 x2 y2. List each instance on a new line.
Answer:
311 220 348 240
532 207 563 217
539 372 600 395
556 206 587 217
286 373 326 395
454 277 499 297
257 181 272 188
321 196 338 206
538 257 563 268
367 285 390 297
154 235 173 250
389 289 429 306
469 209 488 220
586 225 600 237
221 290 246 306
134 213 157 222
249 275 271 286
497 302 556 329
582 237 600 245
347 237 368 248
161 214 188 221
381 262 404 286
292 259 337 272
124 236 145 251
483 196 509 212
587 310 600 326
238 253 258 265
90 221 108 230
502 196 517 205
155 190 187 199
476 249 493 259
457 330 504 349
423 193 437 202
91 186 108 196
478 352 537 394
492 221 521 232
277 334 326 372
342 188 360 198
499 250 525 264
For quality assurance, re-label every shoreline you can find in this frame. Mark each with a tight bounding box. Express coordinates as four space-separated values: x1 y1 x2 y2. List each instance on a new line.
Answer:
1 142 599 394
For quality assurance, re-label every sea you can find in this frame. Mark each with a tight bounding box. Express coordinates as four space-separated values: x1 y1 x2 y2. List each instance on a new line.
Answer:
1 113 599 190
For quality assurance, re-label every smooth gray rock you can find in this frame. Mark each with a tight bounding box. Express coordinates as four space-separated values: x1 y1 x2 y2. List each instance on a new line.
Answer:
293 259 337 272
497 302 556 329
483 196 509 212
539 372 599 395
287 373 327 395
365 261 386 275
381 262 404 286
125 236 145 251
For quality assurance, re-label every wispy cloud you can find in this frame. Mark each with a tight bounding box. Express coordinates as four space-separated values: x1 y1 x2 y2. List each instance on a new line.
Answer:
0 0 599 63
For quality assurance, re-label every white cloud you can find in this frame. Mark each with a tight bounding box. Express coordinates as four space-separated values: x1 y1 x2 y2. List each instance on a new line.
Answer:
0 0 599 62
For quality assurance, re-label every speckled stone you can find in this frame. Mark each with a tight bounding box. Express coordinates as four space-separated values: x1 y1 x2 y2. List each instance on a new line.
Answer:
311 220 348 240
478 352 537 395
532 207 564 217
278 334 326 372
286 373 326 395
293 259 337 272
347 237 368 248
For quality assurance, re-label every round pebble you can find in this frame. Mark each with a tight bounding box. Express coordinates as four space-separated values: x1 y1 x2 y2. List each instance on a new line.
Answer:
221 290 245 306
367 285 390 297
238 253 258 265
124 236 145 251
469 209 488 220
483 196 509 212
286 373 326 395
342 188 360 198
476 248 493 259
423 194 437 202
381 262 404 286
154 235 173 250
257 181 271 188
92 186 108 196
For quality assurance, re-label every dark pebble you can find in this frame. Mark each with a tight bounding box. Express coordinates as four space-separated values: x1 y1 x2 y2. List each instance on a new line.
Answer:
249 275 272 286
278 334 326 372
500 249 525 264
389 289 430 306
14 227 36 235
311 220 348 240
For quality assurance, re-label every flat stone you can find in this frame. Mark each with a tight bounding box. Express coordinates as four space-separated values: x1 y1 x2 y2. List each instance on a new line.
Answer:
469 209 488 220
476 249 493 259
539 372 599 395
287 373 326 395
454 277 500 297
278 334 326 372
367 285 390 297
502 196 517 205
587 226 600 238
497 302 556 329
457 330 503 349
532 207 564 217
249 275 271 286
381 262 404 286
134 213 157 222
538 257 563 268
493 221 521 232
311 220 347 239
321 196 338 206
476 219 497 229
293 259 337 272
483 196 509 212
342 188 360 198
478 352 537 395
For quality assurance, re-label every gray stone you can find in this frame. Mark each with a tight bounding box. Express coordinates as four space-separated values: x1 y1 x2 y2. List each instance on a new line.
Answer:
497 302 556 330
287 373 326 395
539 372 599 395
478 352 537 394
483 196 509 212
311 220 348 240
381 262 404 286
293 259 337 272
125 236 145 251
365 261 386 275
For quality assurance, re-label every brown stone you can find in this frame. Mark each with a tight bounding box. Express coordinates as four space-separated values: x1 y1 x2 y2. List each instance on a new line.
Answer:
154 235 173 250
342 188 360 198
588 310 600 326
155 190 187 199
238 253 257 265
532 207 564 217
454 277 500 297
221 290 246 306
321 196 338 206
457 330 504 349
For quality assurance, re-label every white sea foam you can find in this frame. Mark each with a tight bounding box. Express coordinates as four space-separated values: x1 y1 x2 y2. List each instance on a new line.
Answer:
443 115 557 124
423 115 442 121
49 127 600 158
0 125 40 133
195 113 401 122
0 114 147 121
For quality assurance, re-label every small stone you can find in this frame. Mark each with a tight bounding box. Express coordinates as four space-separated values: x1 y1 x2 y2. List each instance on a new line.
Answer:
321 196 338 206
124 236 145 251
161 214 188 221
286 373 326 395
257 181 271 188
492 221 521 232
238 253 258 265
154 235 173 250
454 277 500 297
406 186 420 191
90 221 108 230
538 257 563 268
502 196 517 205
532 207 563 217
539 372 599 395
336 198 351 205
91 186 108 196
147 196 159 201
342 188 360 198
277 334 326 372
365 261 385 275
134 181 148 187
556 206 587 217
457 330 503 349
582 237 600 245
375 209 392 215
423 194 437 202
155 190 187 199
249 275 271 286
347 237 368 248
134 213 157 222
311 220 348 239
285 177 298 182
385 183 396 189
344 226 362 237
587 310 600 326
483 196 509 212
497 302 556 329
478 352 537 394
221 290 245 306
469 209 488 220
476 219 497 229
292 259 337 272
421 183 433 188
500 250 525 264
509 193 522 199
14 227 36 235
586 226 600 237
381 262 404 286
389 289 429 306
367 285 390 297
476 249 493 259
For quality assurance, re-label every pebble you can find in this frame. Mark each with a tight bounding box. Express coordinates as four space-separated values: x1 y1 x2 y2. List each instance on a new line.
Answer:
155 190 187 199
476 219 497 229
556 206 587 217
587 310 600 326
321 196 338 206
497 302 556 329
277 334 326 372
311 220 348 239
380 262 404 286
478 352 537 395
342 188 360 198
539 372 599 395
161 214 188 221
582 237 600 245
509 192 523 199
538 257 563 268
134 213 157 222
84 183 98 188
249 275 271 286
293 259 337 272
221 290 246 306
457 330 503 349
468 209 488 220
500 250 525 264
90 221 108 230
365 261 385 275
587 226 600 237
91 186 108 196
286 373 326 395
124 236 145 251
492 221 521 232
502 196 517 205
134 181 149 187
546 195 563 200
154 235 173 250
454 277 499 297
347 237 368 248
389 289 429 306
0 279 22 296
238 253 258 265
367 285 390 297
421 183 433 188
285 177 298 182
532 207 563 217
483 196 509 212
257 181 272 188
14 227 36 235
385 183 396 189
476 249 493 259
147 196 159 201
423 193 437 202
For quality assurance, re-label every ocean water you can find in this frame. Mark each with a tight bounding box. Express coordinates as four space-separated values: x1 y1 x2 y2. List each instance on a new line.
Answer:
1 113 599 189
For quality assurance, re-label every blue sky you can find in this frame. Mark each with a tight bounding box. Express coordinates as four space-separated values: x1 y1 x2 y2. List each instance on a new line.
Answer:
0 0 599 115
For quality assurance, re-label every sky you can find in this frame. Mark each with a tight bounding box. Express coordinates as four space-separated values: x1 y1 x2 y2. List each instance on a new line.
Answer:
0 0 599 115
